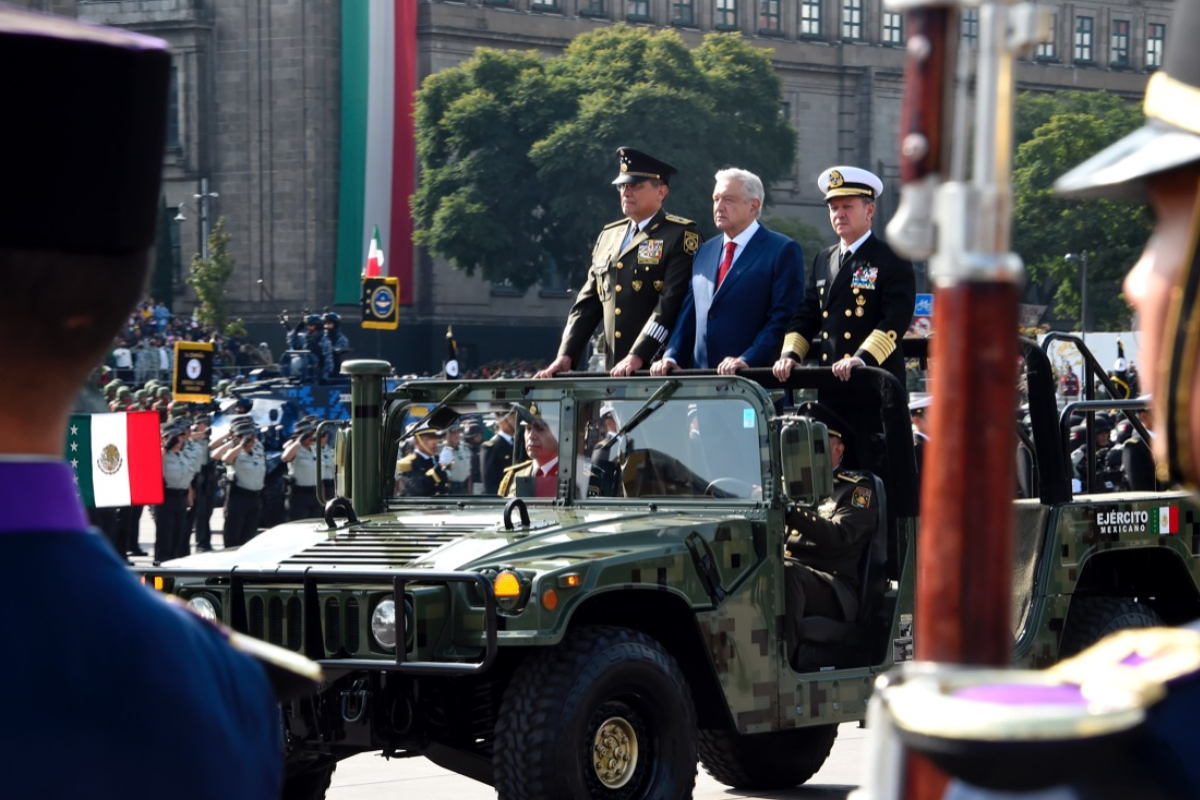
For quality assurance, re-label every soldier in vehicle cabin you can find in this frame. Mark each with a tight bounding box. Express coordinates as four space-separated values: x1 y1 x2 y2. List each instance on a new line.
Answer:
772 167 916 389
395 423 449 497
535 147 702 378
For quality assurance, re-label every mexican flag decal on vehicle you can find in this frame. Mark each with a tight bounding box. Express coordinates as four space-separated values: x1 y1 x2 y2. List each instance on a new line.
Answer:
1153 506 1179 536
66 412 163 508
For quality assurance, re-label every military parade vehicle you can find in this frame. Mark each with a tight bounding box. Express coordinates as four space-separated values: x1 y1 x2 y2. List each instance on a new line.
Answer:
140 334 1199 799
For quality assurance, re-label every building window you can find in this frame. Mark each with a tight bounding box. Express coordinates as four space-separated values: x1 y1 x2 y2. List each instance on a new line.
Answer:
627 0 649 17
758 0 781 32
581 0 605 15
1036 13 1056 59
841 0 862 40
883 11 904 45
800 0 820 35
532 0 559 10
715 0 737 28
1110 19 1129 67
670 0 693 24
166 66 180 150
1074 15 1094 63
962 8 978 46
1147 23 1165 70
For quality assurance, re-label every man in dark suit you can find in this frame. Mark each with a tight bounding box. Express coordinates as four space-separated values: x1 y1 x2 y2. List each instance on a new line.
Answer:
536 147 701 378
773 166 915 387
0 8 312 797
481 409 517 495
651 168 804 375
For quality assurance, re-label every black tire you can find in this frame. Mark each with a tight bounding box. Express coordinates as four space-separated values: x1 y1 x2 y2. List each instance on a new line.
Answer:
697 724 838 789
1060 597 1163 657
281 763 336 800
493 625 697 800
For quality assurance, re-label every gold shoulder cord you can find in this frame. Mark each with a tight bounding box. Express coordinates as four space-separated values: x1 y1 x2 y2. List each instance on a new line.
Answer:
1161 171 1200 489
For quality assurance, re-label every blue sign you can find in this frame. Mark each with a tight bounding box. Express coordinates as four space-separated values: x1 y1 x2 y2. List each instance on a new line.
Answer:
914 293 934 317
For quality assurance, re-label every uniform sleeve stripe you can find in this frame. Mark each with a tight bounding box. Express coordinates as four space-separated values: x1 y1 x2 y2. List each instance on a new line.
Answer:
782 332 810 360
858 330 896 364
642 322 669 343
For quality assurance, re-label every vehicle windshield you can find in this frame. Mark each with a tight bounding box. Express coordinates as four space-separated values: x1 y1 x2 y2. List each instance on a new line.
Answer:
387 394 764 502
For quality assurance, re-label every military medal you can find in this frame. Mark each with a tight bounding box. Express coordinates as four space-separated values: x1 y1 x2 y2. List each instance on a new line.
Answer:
653 280 664 292
632 280 643 292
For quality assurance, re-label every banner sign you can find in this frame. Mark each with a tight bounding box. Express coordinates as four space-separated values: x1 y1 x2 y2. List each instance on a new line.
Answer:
173 341 214 402
362 276 400 330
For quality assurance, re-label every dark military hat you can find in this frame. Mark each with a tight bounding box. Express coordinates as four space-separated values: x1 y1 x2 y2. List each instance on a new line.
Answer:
0 8 170 254
1056 1 1200 201
292 418 318 437
612 147 677 185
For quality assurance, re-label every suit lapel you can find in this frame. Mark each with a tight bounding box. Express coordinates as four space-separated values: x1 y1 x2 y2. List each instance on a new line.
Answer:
828 232 873 302
714 225 767 300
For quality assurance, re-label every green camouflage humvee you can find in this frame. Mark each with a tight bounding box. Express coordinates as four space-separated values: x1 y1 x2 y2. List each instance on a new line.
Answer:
142 337 1197 800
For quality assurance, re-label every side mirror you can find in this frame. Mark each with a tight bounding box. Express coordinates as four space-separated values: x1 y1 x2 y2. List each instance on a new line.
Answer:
780 418 833 507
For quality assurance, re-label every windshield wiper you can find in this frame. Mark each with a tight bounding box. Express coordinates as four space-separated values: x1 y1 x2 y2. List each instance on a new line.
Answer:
615 380 680 440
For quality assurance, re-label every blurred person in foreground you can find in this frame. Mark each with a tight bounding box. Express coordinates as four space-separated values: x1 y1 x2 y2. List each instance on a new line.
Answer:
943 3 1200 798
0 7 313 798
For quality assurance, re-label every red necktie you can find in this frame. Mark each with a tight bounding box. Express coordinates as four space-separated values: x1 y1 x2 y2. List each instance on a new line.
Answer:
717 241 737 288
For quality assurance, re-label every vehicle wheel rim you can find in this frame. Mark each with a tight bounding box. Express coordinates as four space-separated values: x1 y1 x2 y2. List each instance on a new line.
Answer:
591 714 639 790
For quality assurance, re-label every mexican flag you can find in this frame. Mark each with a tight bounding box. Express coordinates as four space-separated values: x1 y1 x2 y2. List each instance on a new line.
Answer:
1152 505 1179 536
66 412 163 508
364 224 386 277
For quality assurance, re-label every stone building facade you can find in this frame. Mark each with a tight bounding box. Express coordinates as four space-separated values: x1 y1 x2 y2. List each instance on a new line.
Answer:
18 0 1178 371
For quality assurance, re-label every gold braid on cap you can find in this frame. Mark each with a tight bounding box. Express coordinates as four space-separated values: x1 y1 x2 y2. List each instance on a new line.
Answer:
1161 171 1200 488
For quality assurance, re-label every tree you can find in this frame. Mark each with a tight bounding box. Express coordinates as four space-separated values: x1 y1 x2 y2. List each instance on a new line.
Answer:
151 198 175 308
413 26 798 291
186 216 235 331
763 214 826 267
1012 91 1149 331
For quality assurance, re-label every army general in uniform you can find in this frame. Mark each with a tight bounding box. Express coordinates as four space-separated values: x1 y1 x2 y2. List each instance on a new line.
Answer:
773 167 915 388
536 147 701 378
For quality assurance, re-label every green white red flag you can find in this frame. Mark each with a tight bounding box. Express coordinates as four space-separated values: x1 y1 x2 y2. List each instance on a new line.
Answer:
66 412 163 508
1153 505 1179 535
364 224 386 277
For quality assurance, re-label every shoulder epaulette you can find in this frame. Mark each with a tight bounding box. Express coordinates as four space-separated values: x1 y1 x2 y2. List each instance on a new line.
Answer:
603 218 628 230
397 453 417 474
664 214 695 226
504 459 533 475
836 470 869 484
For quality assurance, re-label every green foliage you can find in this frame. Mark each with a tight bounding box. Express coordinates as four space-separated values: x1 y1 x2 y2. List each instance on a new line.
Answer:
186 217 235 331
1012 91 1149 331
224 318 248 339
413 26 798 291
151 198 175 307
762 214 826 266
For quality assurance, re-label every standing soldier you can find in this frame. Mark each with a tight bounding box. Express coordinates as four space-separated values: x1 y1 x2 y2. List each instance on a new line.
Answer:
282 418 322 520
187 413 216 552
439 424 473 494
395 424 449 497
157 419 197 562
772 167 916 388
212 416 266 547
481 410 517 495
535 147 701 378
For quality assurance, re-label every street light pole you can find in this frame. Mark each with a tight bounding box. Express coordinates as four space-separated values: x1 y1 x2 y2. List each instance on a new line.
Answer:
1065 251 1088 344
194 177 219 261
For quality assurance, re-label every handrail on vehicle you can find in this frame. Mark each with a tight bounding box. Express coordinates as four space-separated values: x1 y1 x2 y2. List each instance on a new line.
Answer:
134 565 499 676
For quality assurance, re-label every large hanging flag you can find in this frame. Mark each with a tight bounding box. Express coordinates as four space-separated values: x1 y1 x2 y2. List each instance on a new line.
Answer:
444 325 459 377
66 412 163 508
336 0 418 306
364 224 386 277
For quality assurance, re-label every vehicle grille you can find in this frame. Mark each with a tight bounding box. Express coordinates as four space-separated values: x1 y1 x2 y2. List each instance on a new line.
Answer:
243 588 372 655
279 524 478 567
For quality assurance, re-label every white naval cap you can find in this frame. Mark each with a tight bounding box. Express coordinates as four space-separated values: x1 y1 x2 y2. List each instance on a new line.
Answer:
909 394 932 412
818 166 883 202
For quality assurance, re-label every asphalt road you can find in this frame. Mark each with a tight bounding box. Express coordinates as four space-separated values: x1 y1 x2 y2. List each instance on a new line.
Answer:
327 723 866 799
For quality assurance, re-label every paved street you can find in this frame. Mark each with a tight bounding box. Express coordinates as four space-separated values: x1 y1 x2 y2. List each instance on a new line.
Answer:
327 723 865 799
135 513 865 799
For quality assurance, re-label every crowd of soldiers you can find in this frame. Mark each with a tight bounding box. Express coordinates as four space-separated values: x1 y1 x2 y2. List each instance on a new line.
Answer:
283 310 352 380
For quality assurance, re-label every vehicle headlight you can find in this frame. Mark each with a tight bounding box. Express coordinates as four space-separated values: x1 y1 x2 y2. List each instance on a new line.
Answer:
187 595 218 621
371 598 397 649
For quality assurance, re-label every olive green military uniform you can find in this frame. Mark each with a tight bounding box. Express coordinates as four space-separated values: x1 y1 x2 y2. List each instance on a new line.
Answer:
557 208 701 370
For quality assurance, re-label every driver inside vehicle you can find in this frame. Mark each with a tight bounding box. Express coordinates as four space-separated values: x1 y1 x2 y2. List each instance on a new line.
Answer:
783 401 879 665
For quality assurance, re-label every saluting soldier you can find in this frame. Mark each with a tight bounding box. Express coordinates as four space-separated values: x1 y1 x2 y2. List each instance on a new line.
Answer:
536 147 701 378
773 167 915 388
156 419 198 562
212 416 266 547
282 418 322 520
395 424 449 497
